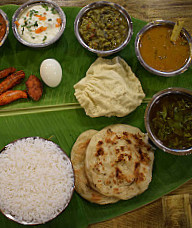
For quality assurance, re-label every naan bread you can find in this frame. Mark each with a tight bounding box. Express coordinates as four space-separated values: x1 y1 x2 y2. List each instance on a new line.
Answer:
74 57 145 117
71 130 119 204
85 124 154 200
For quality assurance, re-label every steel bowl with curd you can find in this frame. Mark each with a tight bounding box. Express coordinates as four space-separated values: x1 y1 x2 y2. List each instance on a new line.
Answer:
12 0 66 48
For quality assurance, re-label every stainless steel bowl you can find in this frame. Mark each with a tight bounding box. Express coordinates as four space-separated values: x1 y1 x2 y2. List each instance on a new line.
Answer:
74 1 133 56
145 88 192 155
0 9 9 47
12 0 66 48
135 20 192 77
0 137 75 225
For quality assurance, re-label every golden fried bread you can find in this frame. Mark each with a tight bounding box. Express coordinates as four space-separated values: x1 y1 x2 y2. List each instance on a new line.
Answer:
74 57 145 118
85 124 154 200
71 130 119 204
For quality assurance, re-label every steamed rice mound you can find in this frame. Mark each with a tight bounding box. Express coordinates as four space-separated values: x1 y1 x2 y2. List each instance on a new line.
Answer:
0 137 74 224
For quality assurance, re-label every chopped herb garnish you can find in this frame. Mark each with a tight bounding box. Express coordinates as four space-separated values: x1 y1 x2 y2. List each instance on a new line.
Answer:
51 7 57 14
29 9 39 17
43 36 47 42
34 21 38 27
31 36 35 39
48 18 52 21
21 27 24 35
42 4 49 11
21 20 28 27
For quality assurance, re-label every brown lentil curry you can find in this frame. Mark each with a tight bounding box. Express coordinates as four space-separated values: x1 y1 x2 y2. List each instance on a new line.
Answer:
0 13 6 42
150 93 192 149
79 6 128 51
139 25 190 72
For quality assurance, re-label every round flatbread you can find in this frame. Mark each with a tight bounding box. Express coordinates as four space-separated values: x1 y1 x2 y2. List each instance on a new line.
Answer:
85 124 154 200
71 130 119 204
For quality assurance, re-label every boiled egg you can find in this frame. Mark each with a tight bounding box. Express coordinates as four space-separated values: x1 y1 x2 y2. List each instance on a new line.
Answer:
40 59 62 87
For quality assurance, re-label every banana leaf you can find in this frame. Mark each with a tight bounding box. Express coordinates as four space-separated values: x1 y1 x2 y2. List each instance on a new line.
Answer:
0 5 192 228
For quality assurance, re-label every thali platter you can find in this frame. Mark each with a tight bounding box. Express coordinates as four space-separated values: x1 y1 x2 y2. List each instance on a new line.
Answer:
0 4 192 228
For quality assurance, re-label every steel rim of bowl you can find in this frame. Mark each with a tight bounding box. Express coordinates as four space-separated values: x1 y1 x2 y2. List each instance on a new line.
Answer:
12 0 66 48
0 136 75 225
135 20 192 77
74 1 133 56
145 87 192 155
0 9 9 47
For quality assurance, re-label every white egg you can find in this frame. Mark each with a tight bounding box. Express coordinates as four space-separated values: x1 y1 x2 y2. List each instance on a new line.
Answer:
40 59 62 87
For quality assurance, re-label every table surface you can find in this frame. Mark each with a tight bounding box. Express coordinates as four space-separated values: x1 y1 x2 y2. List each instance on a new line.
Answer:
1 0 192 227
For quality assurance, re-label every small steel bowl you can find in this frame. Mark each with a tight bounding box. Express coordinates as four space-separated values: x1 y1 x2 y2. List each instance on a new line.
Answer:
135 20 192 77
74 1 133 56
145 88 192 155
12 0 66 48
0 137 75 225
0 9 9 47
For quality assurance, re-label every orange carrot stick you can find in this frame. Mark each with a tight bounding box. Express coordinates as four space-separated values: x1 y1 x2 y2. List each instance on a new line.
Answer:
35 26 47 34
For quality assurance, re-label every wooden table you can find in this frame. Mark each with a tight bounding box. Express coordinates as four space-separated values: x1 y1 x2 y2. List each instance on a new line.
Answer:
1 0 192 227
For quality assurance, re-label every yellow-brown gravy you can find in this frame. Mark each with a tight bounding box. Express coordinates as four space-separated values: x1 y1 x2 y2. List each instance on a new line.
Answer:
139 25 190 72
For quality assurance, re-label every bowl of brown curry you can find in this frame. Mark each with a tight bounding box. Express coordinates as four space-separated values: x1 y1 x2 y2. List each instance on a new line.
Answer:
0 9 9 47
135 20 192 77
145 88 192 155
74 1 133 56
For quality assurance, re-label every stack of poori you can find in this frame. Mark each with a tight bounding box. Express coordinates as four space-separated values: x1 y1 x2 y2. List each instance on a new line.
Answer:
71 124 154 204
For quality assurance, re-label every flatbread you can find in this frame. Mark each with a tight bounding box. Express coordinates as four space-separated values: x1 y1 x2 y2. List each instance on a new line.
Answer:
85 124 154 200
71 130 119 204
74 57 145 117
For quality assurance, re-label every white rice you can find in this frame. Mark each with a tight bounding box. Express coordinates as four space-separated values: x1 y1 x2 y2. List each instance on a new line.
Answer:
0 137 74 224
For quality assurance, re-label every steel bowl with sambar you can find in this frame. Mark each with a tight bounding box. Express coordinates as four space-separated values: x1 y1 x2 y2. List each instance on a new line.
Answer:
135 20 192 77
145 88 192 155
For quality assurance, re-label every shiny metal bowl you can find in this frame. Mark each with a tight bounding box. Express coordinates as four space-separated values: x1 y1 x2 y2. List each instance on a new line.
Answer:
135 20 192 77
0 9 9 47
74 1 133 56
12 0 66 48
0 137 75 225
145 88 192 155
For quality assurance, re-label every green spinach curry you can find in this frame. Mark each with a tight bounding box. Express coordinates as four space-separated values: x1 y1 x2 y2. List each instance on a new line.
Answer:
79 6 128 51
150 93 192 149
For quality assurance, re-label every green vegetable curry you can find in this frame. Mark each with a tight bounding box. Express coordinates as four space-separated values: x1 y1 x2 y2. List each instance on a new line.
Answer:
79 6 128 51
150 93 192 149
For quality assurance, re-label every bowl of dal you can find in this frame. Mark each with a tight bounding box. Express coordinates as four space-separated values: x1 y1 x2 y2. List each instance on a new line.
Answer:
0 137 75 225
74 1 133 56
0 9 9 47
145 88 192 155
135 20 192 77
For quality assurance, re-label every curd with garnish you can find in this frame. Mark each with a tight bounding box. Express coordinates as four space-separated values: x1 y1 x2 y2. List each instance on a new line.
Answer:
15 4 62 44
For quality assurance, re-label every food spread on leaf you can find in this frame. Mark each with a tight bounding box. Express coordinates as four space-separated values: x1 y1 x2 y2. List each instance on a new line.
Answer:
0 1 192 225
